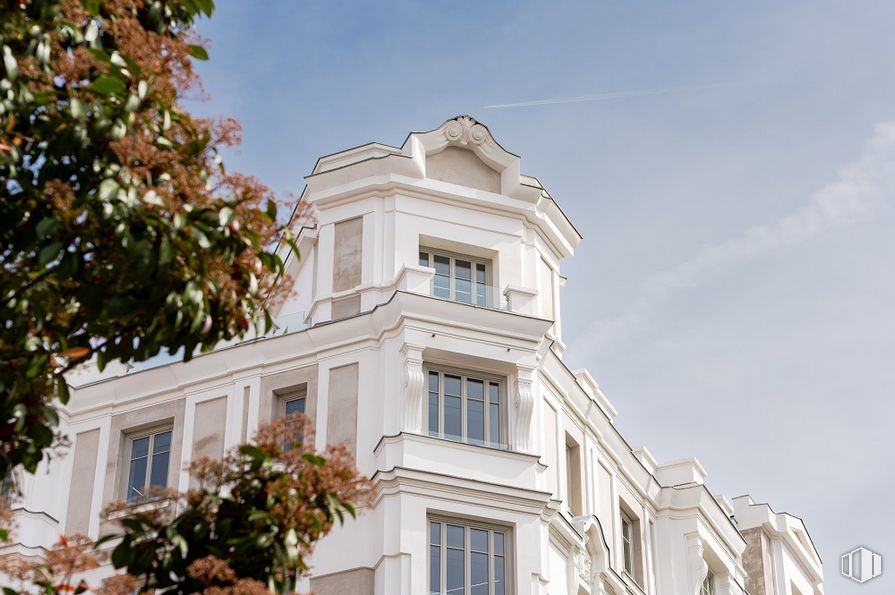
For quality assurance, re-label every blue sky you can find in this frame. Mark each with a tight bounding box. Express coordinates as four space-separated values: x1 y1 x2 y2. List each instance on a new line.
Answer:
193 2 895 589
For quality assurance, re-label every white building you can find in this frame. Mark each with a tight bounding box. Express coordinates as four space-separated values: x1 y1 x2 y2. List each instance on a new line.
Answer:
4 116 824 595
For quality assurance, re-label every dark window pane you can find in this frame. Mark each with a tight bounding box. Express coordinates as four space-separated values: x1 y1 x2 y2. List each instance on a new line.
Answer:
444 375 461 397
434 256 451 299
467 399 484 443
467 379 484 401
428 391 440 435
444 395 461 439
429 371 439 392
455 260 471 281
434 275 451 299
470 529 488 552
419 251 429 267
434 255 450 275
455 278 472 303
127 456 148 502
131 436 150 459
455 260 472 304
430 521 441 545
153 431 171 454
149 449 169 489
494 555 505 595
446 546 464 595
494 532 505 556
285 397 305 415
489 384 501 444
446 525 464 548
471 551 489 595
430 545 441 595
476 264 487 305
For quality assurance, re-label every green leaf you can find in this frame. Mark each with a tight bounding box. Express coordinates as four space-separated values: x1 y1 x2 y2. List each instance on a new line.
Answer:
98 178 120 200
90 75 127 97
188 44 209 61
83 0 101 15
56 376 71 404
38 242 64 267
111 542 132 568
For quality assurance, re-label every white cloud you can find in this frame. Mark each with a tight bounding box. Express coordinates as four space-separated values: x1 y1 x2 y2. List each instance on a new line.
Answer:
576 122 895 357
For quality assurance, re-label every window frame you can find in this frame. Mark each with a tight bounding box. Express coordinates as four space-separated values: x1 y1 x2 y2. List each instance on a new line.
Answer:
278 387 307 418
428 515 512 595
276 386 309 448
564 434 582 516
621 512 635 575
424 364 506 448
419 247 493 307
123 426 173 503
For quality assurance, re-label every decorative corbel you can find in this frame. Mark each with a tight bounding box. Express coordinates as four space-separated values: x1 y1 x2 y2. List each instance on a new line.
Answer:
512 367 536 452
401 344 425 434
686 533 709 595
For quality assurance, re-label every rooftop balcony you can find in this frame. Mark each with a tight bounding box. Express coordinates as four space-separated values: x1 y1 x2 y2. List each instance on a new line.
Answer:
397 265 540 318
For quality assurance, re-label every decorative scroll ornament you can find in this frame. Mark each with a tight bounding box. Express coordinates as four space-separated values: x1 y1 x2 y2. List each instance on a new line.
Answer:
513 375 535 452
687 533 709 595
575 547 593 584
402 350 425 433
443 116 488 146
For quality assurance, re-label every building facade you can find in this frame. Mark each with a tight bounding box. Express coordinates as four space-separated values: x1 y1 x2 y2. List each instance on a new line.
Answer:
4 116 824 595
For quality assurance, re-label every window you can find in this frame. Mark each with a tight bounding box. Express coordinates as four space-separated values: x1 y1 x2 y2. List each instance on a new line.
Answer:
427 368 504 447
126 429 171 503
429 519 508 595
278 388 307 448
701 570 715 595
284 393 305 416
419 249 491 307
621 513 634 575
565 435 582 516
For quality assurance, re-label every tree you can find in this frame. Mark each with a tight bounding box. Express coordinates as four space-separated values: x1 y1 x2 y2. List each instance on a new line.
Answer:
0 0 303 479
0 415 371 594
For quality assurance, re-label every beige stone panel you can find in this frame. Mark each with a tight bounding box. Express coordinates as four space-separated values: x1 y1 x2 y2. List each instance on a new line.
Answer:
327 363 359 458
309 567 374 595
189 396 227 488
331 294 361 319
65 428 100 534
741 527 768 595
427 146 501 193
333 217 363 292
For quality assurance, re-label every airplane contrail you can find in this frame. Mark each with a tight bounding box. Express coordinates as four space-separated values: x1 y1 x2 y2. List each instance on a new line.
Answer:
482 81 741 109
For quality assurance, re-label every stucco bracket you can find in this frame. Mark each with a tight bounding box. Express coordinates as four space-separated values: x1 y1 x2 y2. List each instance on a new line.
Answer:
687 532 709 595
401 343 426 434
512 366 536 453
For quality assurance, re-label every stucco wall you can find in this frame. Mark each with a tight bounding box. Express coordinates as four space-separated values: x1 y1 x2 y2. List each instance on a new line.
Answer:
427 146 501 193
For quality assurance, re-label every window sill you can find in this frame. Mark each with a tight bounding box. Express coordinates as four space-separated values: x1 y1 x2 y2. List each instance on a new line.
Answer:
106 497 173 521
425 431 510 452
